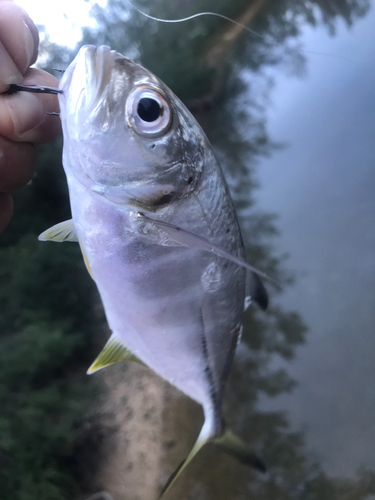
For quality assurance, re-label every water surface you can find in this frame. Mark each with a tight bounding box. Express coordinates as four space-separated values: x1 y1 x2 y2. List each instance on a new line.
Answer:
254 8 375 477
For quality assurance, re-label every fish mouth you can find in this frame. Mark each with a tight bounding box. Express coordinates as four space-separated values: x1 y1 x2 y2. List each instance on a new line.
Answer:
59 45 118 127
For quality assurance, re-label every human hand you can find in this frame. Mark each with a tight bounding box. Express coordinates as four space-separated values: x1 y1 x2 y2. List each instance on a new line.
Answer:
0 0 61 231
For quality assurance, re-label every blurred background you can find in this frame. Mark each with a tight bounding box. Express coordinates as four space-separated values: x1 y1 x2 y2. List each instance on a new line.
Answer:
1 1 374 499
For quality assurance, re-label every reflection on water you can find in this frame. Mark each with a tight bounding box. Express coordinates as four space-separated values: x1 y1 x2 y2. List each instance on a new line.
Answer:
255 7 375 479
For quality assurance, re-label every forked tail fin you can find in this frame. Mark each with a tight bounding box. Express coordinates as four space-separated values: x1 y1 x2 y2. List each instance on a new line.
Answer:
213 429 266 472
160 425 266 498
159 413 215 498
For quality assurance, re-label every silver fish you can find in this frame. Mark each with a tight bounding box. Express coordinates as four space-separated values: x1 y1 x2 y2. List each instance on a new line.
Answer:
39 45 269 494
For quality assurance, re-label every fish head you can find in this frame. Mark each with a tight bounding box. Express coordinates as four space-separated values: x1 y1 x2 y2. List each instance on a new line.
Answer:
59 45 206 206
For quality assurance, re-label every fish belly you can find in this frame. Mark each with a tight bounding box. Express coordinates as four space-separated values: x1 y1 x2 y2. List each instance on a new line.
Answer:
68 179 245 411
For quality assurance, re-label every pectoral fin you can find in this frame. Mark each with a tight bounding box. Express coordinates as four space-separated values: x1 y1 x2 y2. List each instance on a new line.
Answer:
38 219 78 242
137 213 280 288
87 333 142 374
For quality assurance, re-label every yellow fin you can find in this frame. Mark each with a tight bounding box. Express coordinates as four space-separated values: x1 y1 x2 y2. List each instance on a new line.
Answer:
87 334 142 374
77 239 94 280
159 435 206 498
213 429 266 473
160 428 266 498
38 220 94 281
38 219 78 242
159 411 217 498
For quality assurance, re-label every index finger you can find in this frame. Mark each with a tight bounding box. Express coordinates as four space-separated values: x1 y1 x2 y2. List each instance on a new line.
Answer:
0 0 39 92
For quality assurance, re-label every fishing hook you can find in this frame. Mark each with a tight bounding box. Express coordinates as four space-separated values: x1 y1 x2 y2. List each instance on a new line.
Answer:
3 84 62 95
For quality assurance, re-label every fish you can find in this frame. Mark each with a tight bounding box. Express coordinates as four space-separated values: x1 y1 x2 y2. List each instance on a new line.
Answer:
39 45 269 495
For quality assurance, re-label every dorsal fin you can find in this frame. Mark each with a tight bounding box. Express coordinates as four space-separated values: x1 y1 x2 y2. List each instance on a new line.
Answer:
245 270 269 311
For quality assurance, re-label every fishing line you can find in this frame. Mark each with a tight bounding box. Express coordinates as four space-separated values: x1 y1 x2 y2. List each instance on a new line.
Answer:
126 0 267 41
125 0 356 66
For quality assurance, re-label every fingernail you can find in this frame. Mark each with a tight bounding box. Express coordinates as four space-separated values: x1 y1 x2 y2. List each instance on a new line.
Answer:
0 40 22 93
23 21 36 69
23 17 39 66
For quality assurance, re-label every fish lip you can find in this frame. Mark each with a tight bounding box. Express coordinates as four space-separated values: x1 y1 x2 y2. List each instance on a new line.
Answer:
59 45 115 120
59 45 95 94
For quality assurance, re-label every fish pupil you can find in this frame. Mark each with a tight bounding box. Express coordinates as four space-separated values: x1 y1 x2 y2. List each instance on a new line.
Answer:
137 98 161 122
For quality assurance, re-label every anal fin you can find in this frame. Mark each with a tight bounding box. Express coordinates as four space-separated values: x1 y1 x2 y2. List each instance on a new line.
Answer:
87 333 142 374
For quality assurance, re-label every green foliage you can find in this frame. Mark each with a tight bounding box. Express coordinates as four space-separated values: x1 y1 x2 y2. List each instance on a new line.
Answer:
0 323 86 499
0 143 100 498
81 0 370 99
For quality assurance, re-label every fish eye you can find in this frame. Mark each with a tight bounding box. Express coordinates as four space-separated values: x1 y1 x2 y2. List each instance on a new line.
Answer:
126 87 172 137
137 98 161 122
